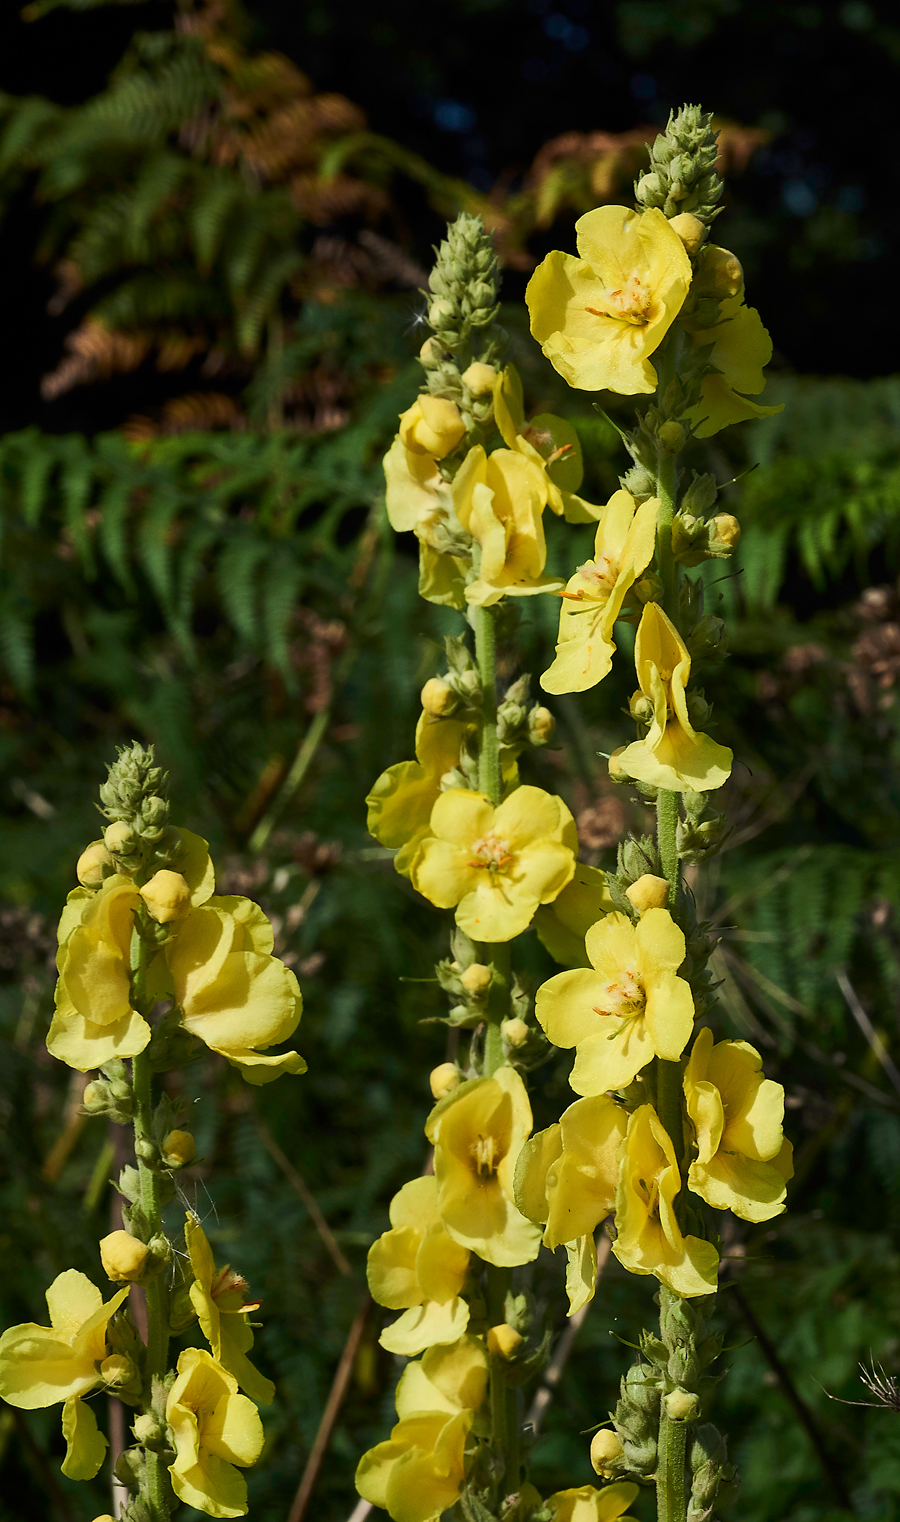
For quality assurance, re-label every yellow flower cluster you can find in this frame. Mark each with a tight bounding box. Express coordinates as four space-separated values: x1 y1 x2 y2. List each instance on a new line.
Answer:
525 203 779 432
516 903 792 1299
48 828 305 1084
0 1217 269 1515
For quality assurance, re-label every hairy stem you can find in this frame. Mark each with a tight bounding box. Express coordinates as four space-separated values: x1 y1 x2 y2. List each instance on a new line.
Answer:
474 603 500 807
657 1407 688 1522
487 1264 517 1498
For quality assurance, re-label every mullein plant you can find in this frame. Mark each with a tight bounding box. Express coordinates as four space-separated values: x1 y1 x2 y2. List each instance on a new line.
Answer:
0 744 305 1520
359 104 790 1522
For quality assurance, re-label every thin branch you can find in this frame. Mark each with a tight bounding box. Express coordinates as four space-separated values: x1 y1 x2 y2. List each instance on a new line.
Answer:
287 1295 371 1522
836 968 900 1101
727 1280 854 1513
252 1109 353 1278
526 1235 612 1438
344 1501 372 1522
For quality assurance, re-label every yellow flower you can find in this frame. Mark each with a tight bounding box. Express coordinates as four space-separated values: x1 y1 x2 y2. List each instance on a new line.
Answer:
399 397 466 459
541 490 659 695
515 1095 627 1251
0 1269 128 1410
356 1337 487 1522
526 206 691 395
493 365 602 523
410 785 576 942
166 1347 264 1518
680 246 781 438
185 1213 274 1405
614 602 733 793
383 435 449 534
47 829 216 1071
426 1065 542 1267
613 1105 719 1297
533 863 614 967
367 1176 470 1356
684 1027 793 1222
546 1481 639 1522
140 868 192 923
366 713 472 878
452 445 563 606
535 908 694 1094
166 898 305 1084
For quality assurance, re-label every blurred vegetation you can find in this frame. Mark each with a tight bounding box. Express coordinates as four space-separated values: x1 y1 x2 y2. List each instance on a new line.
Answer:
2 4 900 1522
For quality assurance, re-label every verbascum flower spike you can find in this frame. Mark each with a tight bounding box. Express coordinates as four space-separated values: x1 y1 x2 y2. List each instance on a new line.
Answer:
541 489 659 694
613 1106 719 1296
425 1065 542 1267
613 601 733 793
535 908 694 1095
367 1176 471 1355
425 211 501 358
525 205 691 395
683 1027 793 1221
410 785 577 941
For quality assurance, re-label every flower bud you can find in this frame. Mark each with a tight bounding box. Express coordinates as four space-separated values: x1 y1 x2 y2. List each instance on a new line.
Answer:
686 691 711 727
162 1129 196 1168
134 1137 159 1165
657 421 686 455
76 841 114 888
104 821 135 854
487 1323 524 1359
703 247 743 299
419 337 444 368
528 706 555 745
460 963 492 996
399 396 466 460
668 212 706 254
629 691 654 724
501 1017 529 1048
100 1230 150 1282
83 1080 109 1113
626 875 670 913
100 1354 135 1387
421 677 457 717
430 1062 461 1099
132 1413 166 1449
139 869 191 924
92 1515 118 1522
590 1429 624 1477
634 573 664 605
665 1388 701 1422
428 297 457 328
461 361 498 395
707 513 740 556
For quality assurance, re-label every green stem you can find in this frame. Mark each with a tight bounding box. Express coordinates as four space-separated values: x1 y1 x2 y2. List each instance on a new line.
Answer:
487 1265 516 1499
656 789 679 906
657 1407 688 1522
655 452 678 624
131 1049 169 1384
482 942 510 1078
474 603 500 807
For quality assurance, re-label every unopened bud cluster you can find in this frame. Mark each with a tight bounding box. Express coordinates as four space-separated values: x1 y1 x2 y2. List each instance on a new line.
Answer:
496 674 555 753
97 743 171 875
635 104 724 227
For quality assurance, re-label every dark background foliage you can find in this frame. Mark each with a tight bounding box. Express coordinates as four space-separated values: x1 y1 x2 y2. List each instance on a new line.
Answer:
2 4 900 1522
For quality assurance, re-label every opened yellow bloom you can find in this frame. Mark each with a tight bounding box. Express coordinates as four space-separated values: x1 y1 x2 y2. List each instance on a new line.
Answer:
546 1481 639 1522
185 1213 274 1405
614 1105 718 1297
452 446 562 606
533 862 614 967
426 1065 542 1267
541 491 659 695
383 397 464 534
411 785 576 942
356 1337 486 1522
166 1347 264 1518
493 365 602 523
680 246 781 438
366 714 471 878
166 898 305 1084
516 1095 627 1251
684 1027 793 1222
368 1176 470 1356
536 908 693 1094
48 829 216 1071
614 603 732 792
526 206 691 395
0 1269 128 1410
